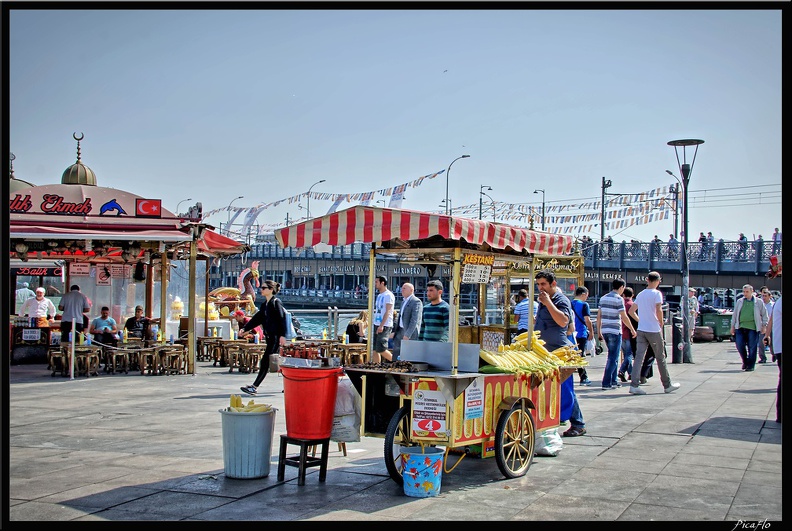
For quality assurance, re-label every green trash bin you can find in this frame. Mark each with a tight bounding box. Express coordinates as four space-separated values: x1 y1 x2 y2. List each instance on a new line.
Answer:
701 312 733 342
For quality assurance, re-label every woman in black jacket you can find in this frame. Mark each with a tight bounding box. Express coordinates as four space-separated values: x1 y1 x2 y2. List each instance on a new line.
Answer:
240 279 286 396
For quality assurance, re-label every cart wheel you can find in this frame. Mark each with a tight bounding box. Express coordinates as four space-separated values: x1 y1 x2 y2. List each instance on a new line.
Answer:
384 405 415 485
494 400 535 479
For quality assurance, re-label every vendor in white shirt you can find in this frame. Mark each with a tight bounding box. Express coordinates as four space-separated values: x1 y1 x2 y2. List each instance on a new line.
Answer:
19 287 57 327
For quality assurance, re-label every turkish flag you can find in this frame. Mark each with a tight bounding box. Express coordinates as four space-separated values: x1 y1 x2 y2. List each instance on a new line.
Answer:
136 199 162 218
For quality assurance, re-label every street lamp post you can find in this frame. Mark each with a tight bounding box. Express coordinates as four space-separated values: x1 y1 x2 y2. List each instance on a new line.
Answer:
439 199 452 213
176 198 192 216
533 189 545 230
666 170 681 240
481 191 496 221
306 179 326 219
445 155 470 215
226 195 244 236
479 185 492 220
600 177 612 241
667 138 704 365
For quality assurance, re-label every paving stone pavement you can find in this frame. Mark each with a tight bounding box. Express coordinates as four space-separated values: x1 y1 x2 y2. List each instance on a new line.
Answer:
7 338 782 522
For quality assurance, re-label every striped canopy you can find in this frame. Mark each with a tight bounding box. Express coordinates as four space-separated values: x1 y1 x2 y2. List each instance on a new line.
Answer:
275 206 574 255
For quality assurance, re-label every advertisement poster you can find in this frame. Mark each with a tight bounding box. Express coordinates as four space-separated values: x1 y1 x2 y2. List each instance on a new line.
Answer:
70 262 90 276
464 376 485 421
412 388 447 434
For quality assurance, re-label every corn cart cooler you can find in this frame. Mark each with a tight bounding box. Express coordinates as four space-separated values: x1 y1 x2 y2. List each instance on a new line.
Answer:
274 205 577 482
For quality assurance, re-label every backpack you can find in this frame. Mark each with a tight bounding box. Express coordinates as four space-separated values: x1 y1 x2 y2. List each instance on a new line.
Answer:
284 309 297 340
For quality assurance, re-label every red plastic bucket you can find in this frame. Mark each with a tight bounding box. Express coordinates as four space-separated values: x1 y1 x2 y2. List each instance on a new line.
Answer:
280 366 342 439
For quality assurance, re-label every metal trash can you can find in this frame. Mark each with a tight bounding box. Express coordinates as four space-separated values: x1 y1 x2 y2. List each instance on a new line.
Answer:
220 408 277 479
671 313 684 364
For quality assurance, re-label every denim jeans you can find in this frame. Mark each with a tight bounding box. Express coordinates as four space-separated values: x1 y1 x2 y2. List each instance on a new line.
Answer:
619 336 634 376
735 327 760 370
601 333 622 387
569 393 585 428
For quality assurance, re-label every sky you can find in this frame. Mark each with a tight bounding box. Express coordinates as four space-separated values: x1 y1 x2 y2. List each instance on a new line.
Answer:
6 7 783 244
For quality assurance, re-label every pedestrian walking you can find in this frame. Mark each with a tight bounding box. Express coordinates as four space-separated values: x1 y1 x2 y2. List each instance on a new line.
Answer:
239 279 286 396
730 284 768 372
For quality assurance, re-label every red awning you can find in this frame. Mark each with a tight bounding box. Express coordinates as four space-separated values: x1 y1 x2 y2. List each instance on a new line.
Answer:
275 206 574 255
196 229 250 257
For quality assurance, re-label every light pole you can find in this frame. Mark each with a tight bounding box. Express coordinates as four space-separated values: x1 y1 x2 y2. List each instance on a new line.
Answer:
439 199 452 213
479 185 492 220
176 198 192 216
600 177 612 241
306 179 326 219
445 155 470 215
533 189 545 230
226 195 244 236
481 191 496 221
666 170 681 240
667 138 704 365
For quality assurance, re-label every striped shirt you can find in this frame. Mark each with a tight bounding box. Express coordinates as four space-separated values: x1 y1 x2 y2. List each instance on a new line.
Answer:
598 291 625 336
419 301 450 342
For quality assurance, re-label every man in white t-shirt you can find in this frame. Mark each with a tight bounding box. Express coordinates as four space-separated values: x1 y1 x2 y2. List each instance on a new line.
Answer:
372 275 395 362
627 271 680 395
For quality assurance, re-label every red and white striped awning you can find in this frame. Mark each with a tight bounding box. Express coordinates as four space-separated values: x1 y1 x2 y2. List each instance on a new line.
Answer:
275 206 574 255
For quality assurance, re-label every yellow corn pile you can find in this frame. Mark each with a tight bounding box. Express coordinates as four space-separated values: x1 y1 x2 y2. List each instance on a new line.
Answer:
479 331 588 379
226 394 273 413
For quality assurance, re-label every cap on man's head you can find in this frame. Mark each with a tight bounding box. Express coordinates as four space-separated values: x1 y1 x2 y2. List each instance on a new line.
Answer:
135 305 144 311
35 287 45 293
22 282 29 288
689 287 697 292
233 310 246 318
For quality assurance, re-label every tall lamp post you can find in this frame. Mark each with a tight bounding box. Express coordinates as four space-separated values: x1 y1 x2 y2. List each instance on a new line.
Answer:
667 138 704 364
226 195 244 236
176 198 192 216
533 189 546 230
481 191 496 221
306 179 326 219
445 155 470 215
439 199 452 213
479 185 492 220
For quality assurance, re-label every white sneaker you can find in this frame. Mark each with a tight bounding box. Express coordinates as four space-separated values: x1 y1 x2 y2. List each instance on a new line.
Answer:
664 382 681 394
629 386 646 395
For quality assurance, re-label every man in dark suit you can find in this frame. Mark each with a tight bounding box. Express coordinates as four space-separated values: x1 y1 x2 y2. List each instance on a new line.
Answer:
391 282 423 361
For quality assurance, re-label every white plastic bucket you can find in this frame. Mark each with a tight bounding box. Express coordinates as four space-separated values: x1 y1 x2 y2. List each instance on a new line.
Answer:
219 408 277 479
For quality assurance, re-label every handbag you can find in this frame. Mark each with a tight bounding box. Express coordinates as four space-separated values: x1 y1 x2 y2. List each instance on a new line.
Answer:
584 339 595 356
284 310 297 340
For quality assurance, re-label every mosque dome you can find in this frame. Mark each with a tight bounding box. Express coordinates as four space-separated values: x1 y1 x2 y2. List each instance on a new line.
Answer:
61 133 97 186
8 153 36 194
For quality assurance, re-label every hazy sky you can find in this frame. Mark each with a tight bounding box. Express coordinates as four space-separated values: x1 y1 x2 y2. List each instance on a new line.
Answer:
7 7 782 243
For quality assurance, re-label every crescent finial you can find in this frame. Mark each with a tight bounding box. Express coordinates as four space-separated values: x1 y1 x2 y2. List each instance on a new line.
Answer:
73 132 84 141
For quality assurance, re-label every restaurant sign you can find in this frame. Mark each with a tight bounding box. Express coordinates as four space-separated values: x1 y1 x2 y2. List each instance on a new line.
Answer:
509 255 583 278
70 262 91 276
12 266 63 277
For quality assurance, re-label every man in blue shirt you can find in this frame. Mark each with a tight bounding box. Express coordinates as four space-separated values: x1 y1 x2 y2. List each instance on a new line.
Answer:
419 280 449 342
513 289 533 334
535 269 586 437
89 306 119 361
570 286 594 385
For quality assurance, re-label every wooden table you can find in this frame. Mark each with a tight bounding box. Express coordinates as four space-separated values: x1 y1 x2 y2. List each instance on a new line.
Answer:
213 339 249 369
70 345 103 377
226 343 268 373
333 343 369 365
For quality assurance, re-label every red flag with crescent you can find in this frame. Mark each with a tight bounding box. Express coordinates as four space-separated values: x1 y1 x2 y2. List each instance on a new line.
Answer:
136 199 162 218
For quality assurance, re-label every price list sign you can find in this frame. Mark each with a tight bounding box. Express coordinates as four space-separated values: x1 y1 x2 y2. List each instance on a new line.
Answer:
461 253 494 284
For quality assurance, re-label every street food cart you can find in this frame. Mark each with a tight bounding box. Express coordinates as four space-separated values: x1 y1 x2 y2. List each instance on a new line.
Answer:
275 206 579 483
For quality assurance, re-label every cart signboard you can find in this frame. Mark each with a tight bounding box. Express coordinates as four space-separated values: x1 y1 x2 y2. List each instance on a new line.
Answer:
411 380 448 436
462 253 494 284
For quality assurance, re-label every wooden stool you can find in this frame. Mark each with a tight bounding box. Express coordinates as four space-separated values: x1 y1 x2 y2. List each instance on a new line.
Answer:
277 435 330 486
110 351 129 374
310 442 347 457
139 348 159 375
49 346 70 377
227 346 245 373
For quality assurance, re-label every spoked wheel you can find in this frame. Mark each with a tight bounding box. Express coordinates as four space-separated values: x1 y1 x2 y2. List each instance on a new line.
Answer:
494 400 536 479
384 405 415 485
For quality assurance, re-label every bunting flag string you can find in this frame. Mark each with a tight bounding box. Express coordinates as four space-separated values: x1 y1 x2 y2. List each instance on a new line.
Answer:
208 180 676 236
